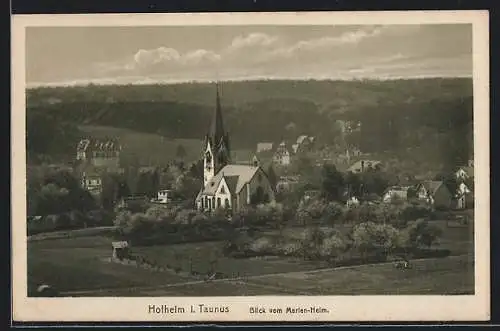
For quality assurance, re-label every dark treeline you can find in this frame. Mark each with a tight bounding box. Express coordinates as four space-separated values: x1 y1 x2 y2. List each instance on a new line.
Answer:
26 78 473 167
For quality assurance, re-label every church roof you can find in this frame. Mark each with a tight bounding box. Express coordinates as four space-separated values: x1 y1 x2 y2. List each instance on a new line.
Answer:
223 175 239 194
201 164 260 196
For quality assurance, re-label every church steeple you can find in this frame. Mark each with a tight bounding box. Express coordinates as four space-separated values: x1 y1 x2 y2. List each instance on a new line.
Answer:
209 82 225 144
202 82 231 188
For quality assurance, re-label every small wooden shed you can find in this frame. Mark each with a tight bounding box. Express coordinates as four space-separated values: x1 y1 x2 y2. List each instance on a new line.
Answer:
112 241 130 260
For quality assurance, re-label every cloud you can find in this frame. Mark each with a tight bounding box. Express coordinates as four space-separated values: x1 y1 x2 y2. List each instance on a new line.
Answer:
267 26 384 59
226 32 279 53
125 47 221 72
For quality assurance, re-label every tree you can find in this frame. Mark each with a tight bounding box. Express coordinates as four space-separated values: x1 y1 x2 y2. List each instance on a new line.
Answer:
352 222 400 259
174 173 202 200
405 219 443 250
136 169 160 198
188 160 204 180
345 172 362 198
320 164 345 201
266 164 278 190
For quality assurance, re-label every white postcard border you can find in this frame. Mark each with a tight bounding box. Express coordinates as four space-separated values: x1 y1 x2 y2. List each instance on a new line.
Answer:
11 10 490 322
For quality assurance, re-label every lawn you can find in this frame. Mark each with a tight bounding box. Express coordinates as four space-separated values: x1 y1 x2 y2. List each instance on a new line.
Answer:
27 236 190 294
246 254 474 295
74 254 474 296
133 241 329 278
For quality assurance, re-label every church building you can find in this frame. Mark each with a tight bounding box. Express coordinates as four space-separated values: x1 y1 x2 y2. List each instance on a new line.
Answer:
195 84 276 213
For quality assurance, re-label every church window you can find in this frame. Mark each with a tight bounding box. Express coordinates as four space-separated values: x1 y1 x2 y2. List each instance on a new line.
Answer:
224 198 230 208
220 185 225 194
258 173 262 182
212 197 216 209
217 197 221 208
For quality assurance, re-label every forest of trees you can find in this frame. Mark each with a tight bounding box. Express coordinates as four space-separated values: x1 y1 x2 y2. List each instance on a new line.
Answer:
26 78 473 169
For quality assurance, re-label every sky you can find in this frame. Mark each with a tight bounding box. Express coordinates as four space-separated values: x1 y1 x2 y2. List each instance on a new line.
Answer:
25 24 473 87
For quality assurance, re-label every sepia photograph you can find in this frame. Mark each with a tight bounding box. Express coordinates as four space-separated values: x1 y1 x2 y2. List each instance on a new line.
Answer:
12 11 490 322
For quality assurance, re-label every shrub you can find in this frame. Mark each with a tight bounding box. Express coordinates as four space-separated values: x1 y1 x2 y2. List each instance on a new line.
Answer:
341 207 360 224
318 231 349 259
296 198 327 225
405 219 443 249
232 206 258 227
174 209 199 225
400 203 432 222
321 201 345 224
279 241 302 256
191 212 209 224
249 236 275 255
351 222 401 258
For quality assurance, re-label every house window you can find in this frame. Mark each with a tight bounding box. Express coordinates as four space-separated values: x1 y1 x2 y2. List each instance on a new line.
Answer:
217 197 221 208
224 198 230 208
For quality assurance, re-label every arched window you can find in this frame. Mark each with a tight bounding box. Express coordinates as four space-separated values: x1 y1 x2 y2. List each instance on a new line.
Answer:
217 197 221 208
212 197 216 209
224 198 230 208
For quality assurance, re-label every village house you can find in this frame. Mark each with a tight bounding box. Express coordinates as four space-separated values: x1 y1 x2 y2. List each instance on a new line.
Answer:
153 189 172 204
276 175 300 193
292 135 315 154
346 196 360 208
455 165 474 181
76 137 121 169
256 142 274 154
347 160 382 173
453 182 473 210
272 141 292 166
75 138 124 196
80 168 103 196
195 83 276 213
416 180 453 209
111 241 130 261
382 186 410 203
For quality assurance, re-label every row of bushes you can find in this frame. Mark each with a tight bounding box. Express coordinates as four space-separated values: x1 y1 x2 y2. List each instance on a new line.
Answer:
113 205 238 245
295 198 433 228
27 209 115 235
224 219 444 265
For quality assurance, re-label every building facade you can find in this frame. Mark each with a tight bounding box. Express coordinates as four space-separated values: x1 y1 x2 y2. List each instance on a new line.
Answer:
77 138 121 169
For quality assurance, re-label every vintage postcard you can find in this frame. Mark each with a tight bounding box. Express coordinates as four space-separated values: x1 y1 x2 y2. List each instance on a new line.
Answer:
12 11 490 322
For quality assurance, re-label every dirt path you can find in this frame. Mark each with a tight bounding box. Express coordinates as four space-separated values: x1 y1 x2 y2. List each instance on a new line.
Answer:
59 254 471 296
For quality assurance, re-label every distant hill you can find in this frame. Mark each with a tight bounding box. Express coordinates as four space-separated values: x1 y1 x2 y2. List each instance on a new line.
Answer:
26 78 473 168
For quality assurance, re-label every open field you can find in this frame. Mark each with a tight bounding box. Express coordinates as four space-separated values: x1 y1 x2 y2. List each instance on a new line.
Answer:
55 254 474 297
27 218 474 296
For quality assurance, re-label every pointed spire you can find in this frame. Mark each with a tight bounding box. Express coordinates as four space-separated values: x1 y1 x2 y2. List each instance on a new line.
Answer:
209 82 225 145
